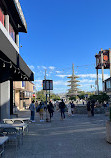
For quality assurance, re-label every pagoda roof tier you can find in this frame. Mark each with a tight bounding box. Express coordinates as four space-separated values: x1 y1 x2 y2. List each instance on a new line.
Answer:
68 84 80 87
67 76 79 79
68 80 80 83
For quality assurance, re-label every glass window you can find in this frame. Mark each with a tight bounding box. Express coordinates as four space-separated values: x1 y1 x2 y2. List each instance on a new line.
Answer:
9 23 15 42
106 80 111 89
0 8 4 26
22 81 25 87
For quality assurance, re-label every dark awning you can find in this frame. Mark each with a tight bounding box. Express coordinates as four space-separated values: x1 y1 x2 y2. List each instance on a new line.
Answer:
0 50 34 82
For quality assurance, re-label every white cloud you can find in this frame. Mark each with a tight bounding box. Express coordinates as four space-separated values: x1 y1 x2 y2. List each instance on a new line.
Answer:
42 66 47 69
56 74 71 78
37 66 40 69
49 66 55 70
34 80 42 88
28 65 35 70
56 71 62 74
79 79 95 83
53 80 68 86
79 73 109 80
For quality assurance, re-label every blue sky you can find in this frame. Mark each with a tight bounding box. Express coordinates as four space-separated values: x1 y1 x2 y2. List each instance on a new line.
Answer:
19 0 111 93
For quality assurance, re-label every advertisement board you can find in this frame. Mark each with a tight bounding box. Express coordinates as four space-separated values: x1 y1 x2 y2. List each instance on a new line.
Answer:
43 80 53 90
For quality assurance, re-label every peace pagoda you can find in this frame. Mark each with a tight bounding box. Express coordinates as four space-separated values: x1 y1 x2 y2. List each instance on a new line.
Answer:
67 64 80 97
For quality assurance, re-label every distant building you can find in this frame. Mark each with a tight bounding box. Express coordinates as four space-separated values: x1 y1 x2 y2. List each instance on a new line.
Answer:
103 78 111 98
0 0 34 120
13 81 35 110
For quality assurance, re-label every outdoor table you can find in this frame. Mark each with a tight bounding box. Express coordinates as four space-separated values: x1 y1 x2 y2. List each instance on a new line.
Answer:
3 118 30 133
0 136 8 157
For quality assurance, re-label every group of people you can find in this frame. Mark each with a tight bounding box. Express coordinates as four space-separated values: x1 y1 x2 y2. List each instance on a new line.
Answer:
87 99 95 116
29 100 54 122
67 101 75 116
29 99 69 122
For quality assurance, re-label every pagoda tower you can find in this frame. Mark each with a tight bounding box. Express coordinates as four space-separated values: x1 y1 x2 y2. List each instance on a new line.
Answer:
67 64 80 97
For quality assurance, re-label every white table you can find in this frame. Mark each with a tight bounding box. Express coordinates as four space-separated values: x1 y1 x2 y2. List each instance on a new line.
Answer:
3 118 30 133
0 136 8 157
3 118 30 124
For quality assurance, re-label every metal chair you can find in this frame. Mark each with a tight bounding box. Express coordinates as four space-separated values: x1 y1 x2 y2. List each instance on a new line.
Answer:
2 127 20 154
0 133 8 158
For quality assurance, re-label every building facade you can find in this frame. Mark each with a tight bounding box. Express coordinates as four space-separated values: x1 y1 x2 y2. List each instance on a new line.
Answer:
0 0 34 120
13 81 34 110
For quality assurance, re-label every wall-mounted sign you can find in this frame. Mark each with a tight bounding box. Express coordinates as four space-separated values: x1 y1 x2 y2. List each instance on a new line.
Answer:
43 80 53 90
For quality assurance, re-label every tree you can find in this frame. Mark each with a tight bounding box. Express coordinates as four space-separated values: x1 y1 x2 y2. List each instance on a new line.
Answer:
89 92 109 104
36 90 45 102
69 96 76 101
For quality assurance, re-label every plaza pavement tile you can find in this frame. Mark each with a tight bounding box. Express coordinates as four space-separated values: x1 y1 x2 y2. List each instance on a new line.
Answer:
4 110 111 158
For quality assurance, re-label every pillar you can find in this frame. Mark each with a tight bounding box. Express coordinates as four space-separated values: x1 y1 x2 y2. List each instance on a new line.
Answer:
0 81 10 121
10 80 13 115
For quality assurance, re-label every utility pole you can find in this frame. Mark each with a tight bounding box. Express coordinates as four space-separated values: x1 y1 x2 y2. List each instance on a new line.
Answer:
44 69 47 104
44 69 48 122
96 54 99 95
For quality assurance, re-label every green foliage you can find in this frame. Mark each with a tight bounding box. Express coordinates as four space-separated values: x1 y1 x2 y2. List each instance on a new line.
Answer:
50 94 61 101
78 94 85 100
69 96 76 101
36 90 46 102
36 90 61 102
89 92 109 103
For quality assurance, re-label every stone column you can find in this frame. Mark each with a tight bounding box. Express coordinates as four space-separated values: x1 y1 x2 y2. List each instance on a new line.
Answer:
0 81 10 121
5 14 9 33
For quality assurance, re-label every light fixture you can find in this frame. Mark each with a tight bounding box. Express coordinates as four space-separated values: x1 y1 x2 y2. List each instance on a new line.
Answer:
3 62 5 68
14 69 16 73
10 62 12 68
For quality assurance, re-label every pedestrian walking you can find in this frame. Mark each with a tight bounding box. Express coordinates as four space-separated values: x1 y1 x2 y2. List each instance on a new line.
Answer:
87 100 91 117
91 99 95 116
35 100 39 112
59 99 66 120
71 101 75 116
47 101 54 121
38 101 44 122
67 102 72 116
29 100 35 122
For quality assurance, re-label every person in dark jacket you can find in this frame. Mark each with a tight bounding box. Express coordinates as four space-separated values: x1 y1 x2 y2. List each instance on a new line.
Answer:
47 101 54 121
91 99 95 116
59 99 66 120
87 100 91 117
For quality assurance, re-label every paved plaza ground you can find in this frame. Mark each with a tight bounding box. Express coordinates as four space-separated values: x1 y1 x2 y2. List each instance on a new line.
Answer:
5 110 111 158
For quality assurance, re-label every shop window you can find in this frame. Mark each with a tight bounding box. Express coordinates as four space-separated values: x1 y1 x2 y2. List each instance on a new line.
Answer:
0 8 4 26
9 23 15 42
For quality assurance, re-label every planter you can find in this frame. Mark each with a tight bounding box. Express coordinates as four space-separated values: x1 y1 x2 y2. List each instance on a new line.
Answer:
106 120 111 143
